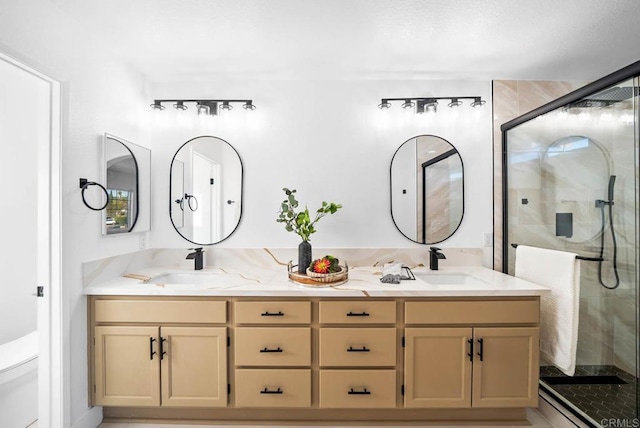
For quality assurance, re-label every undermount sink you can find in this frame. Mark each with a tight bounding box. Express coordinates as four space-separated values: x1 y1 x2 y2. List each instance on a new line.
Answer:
415 273 488 285
146 271 255 287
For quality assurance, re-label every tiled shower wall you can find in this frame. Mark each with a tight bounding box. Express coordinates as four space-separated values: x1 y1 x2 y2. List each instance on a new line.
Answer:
492 80 590 272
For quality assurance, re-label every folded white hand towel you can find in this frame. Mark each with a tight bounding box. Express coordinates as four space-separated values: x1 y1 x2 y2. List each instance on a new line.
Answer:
515 245 580 376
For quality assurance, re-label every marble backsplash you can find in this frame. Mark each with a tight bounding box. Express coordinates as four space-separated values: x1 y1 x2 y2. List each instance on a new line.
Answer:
82 247 483 288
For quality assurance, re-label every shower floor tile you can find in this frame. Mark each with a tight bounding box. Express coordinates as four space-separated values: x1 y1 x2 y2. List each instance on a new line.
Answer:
540 365 638 424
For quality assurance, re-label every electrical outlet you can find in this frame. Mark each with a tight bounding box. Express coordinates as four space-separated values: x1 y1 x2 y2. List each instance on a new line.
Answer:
483 232 493 247
139 234 147 249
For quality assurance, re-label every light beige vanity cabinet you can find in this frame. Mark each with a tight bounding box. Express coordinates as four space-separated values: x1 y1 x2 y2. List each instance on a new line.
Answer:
91 295 541 425
91 299 228 408
404 300 540 409
233 300 312 408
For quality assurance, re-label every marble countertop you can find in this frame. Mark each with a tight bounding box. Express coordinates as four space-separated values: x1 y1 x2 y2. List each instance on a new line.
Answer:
83 265 549 297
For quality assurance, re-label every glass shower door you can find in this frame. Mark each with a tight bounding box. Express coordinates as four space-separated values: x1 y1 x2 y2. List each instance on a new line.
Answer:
503 77 639 426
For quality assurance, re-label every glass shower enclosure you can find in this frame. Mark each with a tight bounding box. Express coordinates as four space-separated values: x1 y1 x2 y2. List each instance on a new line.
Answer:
502 63 639 427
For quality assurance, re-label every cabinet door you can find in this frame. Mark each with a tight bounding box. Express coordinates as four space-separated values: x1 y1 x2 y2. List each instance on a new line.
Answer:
94 326 160 406
404 327 472 408
160 326 227 407
472 327 539 408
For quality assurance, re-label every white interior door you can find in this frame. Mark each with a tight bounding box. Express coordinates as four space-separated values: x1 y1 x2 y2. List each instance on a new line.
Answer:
0 52 61 427
192 152 220 243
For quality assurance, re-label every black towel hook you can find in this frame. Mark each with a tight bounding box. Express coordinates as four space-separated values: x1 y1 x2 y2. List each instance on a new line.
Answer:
79 178 109 211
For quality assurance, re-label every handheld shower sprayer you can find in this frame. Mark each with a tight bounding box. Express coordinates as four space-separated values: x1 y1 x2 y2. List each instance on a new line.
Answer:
607 175 616 203
596 175 619 289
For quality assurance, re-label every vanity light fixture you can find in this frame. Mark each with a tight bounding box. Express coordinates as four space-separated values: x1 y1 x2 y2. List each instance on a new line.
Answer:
150 100 165 110
470 97 486 107
401 99 415 109
242 100 256 111
150 99 256 116
424 99 438 113
379 96 485 114
173 101 188 111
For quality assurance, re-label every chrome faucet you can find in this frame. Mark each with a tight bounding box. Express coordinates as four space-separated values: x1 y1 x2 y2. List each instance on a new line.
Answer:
186 247 204 270
429 247 446 271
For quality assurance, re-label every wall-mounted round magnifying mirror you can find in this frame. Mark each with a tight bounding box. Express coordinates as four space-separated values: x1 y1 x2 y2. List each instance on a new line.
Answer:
104 135 139 234
170 136 243 245
390 135 464 244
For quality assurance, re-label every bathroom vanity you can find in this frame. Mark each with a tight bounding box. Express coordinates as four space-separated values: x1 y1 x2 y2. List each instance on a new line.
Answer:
85 266 547 425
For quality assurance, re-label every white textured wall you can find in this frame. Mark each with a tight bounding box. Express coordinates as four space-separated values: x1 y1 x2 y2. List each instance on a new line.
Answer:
149 80 493 250
0 1 150 426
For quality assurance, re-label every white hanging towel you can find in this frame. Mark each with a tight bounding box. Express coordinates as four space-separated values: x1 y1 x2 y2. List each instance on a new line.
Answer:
514 245 580 376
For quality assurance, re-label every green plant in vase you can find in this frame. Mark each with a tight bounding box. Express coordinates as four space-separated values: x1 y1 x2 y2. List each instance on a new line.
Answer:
276 188 342 274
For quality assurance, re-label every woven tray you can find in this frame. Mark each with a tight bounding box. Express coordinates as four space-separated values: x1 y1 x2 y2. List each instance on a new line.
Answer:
287 262 349 287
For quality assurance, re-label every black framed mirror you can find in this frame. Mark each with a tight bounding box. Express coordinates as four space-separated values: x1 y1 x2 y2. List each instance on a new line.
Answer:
390 134 464 244
170 136 243 245
103 134 140 235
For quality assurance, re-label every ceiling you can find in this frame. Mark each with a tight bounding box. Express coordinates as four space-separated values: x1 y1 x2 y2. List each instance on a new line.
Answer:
52 0 640 82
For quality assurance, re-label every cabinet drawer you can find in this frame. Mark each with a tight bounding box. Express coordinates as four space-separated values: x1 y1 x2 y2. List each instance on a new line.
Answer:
319 301 396 324
405 299 539 325
319 370 396 408
319 328 396 367
235 369 311 408
234 301 311 324
235 327 311 366
94 299 227 324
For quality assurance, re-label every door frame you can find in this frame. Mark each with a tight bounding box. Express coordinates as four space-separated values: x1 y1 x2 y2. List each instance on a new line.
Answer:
0 51 63 427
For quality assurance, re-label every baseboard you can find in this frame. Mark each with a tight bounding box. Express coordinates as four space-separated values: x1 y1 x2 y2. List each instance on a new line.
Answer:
71 406 102 428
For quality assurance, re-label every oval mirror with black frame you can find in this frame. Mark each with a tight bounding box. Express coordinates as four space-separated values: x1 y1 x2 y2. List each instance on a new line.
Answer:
103 134 140 235
390 134 464 244
170 136 243 245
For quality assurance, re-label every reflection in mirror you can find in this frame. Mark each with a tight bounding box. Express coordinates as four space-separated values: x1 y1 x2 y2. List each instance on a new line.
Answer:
171 160 185 228
541 135 610 242
170 136 243 245
103 134 139 234
390 135 464 244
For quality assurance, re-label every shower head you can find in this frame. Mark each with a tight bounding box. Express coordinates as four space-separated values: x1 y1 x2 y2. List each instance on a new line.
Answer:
569 86 638 108
608 175 616 202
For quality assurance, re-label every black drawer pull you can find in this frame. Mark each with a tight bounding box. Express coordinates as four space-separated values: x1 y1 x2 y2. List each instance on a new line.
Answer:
347 346 370 352
467 338 473 362
261 311 284 317
260 347 283 353
346 311 370 317
260 387 283 394
348 388 371 395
